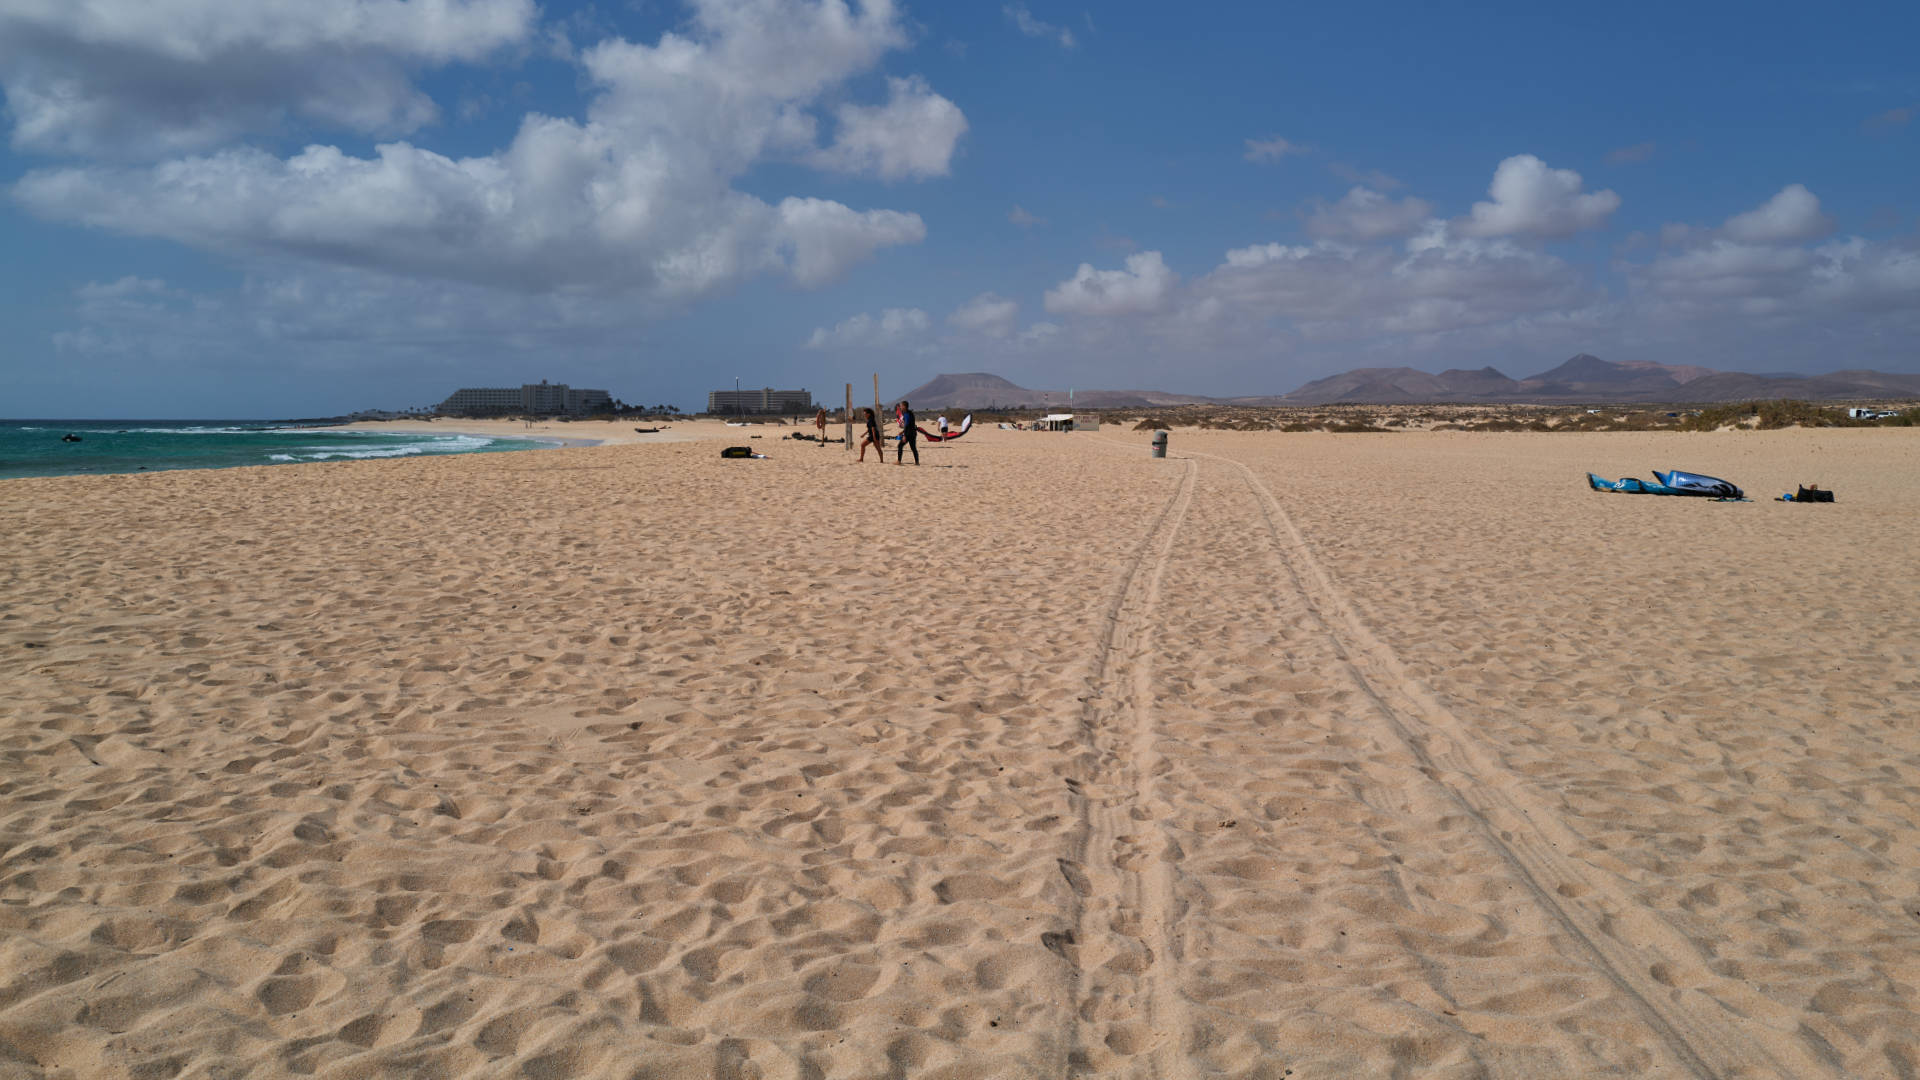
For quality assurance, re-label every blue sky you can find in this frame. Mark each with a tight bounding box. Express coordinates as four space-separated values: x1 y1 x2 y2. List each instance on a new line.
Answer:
2 0 1915 418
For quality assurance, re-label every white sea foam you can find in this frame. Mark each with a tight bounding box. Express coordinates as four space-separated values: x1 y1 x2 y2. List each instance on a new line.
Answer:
279 445 428 461
422 435 492 450
266 434 499 462
127 426 272 434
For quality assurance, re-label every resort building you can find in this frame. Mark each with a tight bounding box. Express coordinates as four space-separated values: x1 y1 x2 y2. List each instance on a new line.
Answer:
437 381 613 416
707 387 814 415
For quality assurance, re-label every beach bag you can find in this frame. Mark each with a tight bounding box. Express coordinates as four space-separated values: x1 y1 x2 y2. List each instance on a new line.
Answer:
720 446 754 458
1795 485 1834 502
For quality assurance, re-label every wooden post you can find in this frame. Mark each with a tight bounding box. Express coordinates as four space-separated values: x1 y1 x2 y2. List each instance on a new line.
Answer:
844 383 853 451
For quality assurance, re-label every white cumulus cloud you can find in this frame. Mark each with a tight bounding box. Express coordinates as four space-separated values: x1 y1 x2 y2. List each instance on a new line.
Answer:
1044 251 1177 316
1633 231 1917 320
1222 242 1313 269
775 197 928 288
947 292 1019 337
1018 321 1061 344
809 163 1916 382
1008 205 1045 228
809 75 967 180
806 307 930 348
12 0 954 301
1244 136 1304 163
0 0 537 158
1306 187 1434 240
1627 183 1908 328
1721 184 1834 243
1004 5 1075 49
1459 154 1620 238
1203 229 1593 341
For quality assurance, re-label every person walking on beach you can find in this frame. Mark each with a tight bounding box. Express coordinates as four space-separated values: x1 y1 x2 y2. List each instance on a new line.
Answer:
896 400 919 465
814 407 828 445
857 407 884 462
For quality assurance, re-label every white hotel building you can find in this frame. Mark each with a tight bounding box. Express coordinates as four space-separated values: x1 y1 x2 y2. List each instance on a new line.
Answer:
706 387 814 415
437 381 613 416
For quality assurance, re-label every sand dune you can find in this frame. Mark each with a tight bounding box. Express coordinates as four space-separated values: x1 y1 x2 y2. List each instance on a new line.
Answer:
3 427 1916 1078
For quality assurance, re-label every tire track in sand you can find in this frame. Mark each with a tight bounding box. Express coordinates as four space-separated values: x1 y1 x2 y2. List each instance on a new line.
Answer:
1057 454 1197 1078
1201 448 1827 1080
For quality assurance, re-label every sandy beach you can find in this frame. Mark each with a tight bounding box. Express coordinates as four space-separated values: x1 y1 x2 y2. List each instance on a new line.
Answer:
3 426 1917 1079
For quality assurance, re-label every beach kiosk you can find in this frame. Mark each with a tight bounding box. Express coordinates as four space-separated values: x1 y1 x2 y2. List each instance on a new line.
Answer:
1041 413 1075 431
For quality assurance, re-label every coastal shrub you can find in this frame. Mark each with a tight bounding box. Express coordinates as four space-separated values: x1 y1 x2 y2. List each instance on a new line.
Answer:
1134 417 1172 430
1604 411 1674 431
1678 399 1866 431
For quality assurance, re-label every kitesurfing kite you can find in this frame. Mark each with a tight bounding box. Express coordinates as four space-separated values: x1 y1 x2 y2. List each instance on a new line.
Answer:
916 415 973 442
1588 469 1744 499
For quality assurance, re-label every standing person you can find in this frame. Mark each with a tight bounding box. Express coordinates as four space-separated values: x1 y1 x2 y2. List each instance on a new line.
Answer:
814 407 828 445
896 400 919 465
937 414 950 438
857 407 884 462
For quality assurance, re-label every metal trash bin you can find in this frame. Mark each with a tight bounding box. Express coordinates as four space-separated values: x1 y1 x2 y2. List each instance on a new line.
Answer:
1151 430 1168 458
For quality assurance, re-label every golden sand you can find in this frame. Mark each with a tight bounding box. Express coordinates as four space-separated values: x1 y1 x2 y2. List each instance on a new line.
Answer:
3 425 1917 1078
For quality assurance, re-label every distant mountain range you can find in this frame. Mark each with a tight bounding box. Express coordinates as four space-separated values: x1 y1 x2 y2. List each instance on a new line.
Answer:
898 358 1920 410
894 372 1213 411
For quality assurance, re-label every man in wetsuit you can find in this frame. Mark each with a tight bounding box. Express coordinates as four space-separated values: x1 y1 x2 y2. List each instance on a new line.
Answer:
896 400 919 465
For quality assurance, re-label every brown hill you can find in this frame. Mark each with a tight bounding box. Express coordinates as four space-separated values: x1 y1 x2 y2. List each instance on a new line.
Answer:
1515 354 1689 400
1281 366 1520 404
895 372 1216 411
1288 356 1917 404
1674 370 1920 402
1523 354 1714 386
1436 367 1525 397
891 359 1920 411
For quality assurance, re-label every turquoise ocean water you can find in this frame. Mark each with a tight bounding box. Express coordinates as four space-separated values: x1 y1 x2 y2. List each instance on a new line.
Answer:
0 420 556 480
